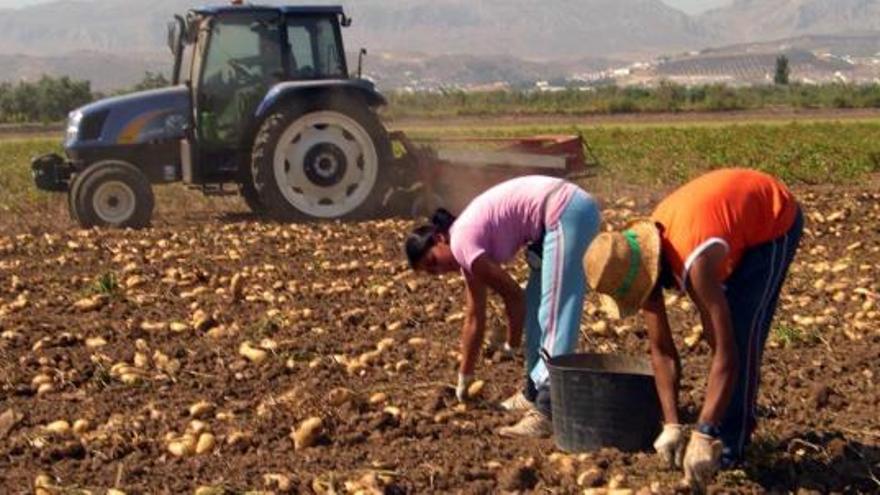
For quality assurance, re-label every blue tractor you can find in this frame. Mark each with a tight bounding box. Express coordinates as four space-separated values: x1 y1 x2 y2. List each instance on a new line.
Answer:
32 4 395 227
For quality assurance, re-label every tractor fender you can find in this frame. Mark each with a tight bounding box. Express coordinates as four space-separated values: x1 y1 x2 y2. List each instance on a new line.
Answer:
254 79 386 122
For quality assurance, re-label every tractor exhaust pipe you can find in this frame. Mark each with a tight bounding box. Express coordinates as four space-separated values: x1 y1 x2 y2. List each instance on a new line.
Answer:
357 48 367 79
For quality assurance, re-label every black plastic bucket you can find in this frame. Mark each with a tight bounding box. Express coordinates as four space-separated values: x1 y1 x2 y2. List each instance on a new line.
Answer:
547 353 662 453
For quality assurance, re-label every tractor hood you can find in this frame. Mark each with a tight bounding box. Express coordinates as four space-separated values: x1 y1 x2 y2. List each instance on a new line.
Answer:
66 86 191 148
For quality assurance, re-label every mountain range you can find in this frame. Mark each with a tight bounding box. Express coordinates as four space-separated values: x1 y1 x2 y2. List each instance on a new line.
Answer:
702 0 880 45
0 0 877 90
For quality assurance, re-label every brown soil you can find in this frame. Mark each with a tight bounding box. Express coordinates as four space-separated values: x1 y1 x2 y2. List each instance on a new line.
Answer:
0 182 878 494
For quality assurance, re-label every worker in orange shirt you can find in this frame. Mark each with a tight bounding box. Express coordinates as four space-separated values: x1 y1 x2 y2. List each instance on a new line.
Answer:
584 169 803 491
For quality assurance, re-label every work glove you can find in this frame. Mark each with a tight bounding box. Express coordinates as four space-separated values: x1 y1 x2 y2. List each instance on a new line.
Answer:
653 423 686 468
487 341 515 357
502 342 515 357
682 431 723 493
455 373 475 402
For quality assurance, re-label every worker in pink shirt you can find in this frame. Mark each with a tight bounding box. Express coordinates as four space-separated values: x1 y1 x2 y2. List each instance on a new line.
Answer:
405 176 601 437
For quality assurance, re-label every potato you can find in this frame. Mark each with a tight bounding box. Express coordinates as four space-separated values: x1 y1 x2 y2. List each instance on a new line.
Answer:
467 380 486 399
230 273 244 302
72 419 91 435
168 434 197 457
85 337 108 348
169 322 188 333
44 420 71 435
263 473 292 492
239 341 268 364
195 432 216 455
291 417 323 450
188 401 215 419
376 337 395 352
327 387 354 407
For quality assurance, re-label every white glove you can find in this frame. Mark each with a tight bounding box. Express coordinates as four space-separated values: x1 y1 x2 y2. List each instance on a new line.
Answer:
497 342 515 358
455 373 474 402
682 431 723 493
653 423 686 468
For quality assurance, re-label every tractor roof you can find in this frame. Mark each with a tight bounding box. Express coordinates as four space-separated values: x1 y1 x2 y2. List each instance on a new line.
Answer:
192 5 344 17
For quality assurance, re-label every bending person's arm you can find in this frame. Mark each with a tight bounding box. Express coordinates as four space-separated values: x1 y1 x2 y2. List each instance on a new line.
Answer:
459 274 487 376
687 244 738 425
470 254 525 350
642 285 681 424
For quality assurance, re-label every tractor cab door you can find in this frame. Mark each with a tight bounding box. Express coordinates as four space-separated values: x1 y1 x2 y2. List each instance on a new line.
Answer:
192 12 284 162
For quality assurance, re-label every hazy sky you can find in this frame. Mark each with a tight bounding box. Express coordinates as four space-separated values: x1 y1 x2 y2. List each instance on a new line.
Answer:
0 0 53 8
666 0 732 14
0 0 732 14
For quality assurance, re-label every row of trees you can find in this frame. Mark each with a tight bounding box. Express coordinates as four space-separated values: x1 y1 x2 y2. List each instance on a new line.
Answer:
0 72 170 124
386 81 880 118
2 70 880 123
0 76 93 124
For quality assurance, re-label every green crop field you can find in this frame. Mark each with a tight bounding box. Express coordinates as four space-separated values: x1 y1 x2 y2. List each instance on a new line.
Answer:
401 120 880 186
2 119 879 217
0 138 59 203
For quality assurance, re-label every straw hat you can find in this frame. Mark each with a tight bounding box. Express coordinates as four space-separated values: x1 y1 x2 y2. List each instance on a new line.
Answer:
583 219 661 319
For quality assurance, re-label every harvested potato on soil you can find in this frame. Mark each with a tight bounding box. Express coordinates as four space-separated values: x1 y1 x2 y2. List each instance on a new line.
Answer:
0 183 877 493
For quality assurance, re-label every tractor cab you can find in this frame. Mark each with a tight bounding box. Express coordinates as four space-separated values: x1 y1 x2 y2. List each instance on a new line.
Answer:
168 6 357 185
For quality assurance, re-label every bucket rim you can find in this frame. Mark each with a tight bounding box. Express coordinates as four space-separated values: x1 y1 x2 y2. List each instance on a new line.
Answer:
546 352 654 377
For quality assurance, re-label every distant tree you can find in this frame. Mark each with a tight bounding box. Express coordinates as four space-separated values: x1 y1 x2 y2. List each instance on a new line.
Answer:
775 55 790 86
0 76 92 123
131 71 170 92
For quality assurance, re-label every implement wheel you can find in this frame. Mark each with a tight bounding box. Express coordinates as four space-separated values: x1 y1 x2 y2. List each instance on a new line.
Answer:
72 161 154 229
251 98 392 221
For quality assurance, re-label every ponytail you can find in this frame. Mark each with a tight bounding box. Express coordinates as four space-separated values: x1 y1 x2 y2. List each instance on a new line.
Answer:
405 208 456 268
430 208 456 234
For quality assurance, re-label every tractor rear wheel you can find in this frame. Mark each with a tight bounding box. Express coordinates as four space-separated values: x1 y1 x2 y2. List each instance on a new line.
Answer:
250 98 391 222
71 161 154 229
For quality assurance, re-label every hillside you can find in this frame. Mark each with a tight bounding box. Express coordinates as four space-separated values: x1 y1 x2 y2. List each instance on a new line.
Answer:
701 0 880 45
340 0 705 59
0 0 878 90
0 51 169 92
0 0 703 59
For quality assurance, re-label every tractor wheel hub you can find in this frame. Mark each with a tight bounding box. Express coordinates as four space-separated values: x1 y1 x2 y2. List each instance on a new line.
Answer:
304 143 347 187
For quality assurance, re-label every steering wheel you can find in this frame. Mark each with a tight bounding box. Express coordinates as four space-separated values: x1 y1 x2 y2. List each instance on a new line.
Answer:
227 59 261 84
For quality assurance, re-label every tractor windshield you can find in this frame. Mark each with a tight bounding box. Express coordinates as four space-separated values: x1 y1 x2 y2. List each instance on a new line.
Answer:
286 15 347 79
194 14 284 147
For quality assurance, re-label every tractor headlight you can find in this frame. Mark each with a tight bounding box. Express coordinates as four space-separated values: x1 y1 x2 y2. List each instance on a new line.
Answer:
66 110 83 144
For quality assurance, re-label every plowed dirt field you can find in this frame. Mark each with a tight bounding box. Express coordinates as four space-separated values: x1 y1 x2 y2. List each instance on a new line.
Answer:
1 180 878 494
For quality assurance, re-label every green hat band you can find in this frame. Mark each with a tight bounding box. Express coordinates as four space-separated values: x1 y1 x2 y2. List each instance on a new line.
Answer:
615 230 642 298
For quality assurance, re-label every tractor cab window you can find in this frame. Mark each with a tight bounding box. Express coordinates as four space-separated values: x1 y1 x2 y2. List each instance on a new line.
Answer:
286 16 347 79
196 16 283 147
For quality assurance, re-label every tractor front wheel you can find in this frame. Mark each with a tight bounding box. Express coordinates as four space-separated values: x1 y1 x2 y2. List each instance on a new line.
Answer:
239 181 266 215
71 161 155 229
250 99 391 222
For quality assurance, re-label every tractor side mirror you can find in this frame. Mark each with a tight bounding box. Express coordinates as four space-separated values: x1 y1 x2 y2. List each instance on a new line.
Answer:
167 21 180 55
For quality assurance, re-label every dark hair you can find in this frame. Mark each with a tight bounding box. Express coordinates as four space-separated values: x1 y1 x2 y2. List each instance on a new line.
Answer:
405 208 456 268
